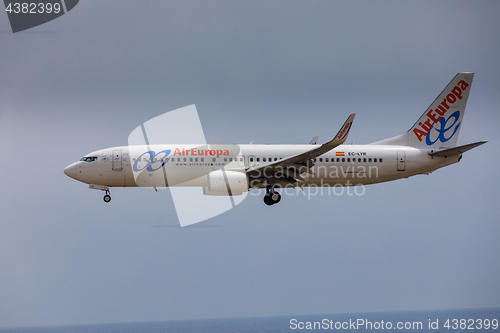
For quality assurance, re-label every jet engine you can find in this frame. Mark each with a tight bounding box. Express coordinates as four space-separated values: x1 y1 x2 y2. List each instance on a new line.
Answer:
203 170 248 196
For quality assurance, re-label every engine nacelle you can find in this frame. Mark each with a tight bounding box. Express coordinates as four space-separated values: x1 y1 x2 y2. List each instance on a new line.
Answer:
203 170 248 196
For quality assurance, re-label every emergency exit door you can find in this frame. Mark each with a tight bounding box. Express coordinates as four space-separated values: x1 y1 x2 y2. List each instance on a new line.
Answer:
112 150 122 171
397 151 405 171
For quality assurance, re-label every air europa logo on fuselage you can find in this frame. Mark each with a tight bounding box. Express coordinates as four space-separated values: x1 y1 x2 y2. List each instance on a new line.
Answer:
133 150 171 172
413 80 469 142
132 147 232 172
173 148 230 158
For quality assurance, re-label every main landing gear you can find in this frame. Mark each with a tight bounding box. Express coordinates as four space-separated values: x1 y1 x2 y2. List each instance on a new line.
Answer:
103 189 111 203
264 186 281 206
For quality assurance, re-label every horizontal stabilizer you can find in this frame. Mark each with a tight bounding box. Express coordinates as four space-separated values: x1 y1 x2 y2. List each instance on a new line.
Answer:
429 141 487 157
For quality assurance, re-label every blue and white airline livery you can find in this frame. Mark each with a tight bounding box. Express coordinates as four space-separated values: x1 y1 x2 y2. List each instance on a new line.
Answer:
64 73 486 206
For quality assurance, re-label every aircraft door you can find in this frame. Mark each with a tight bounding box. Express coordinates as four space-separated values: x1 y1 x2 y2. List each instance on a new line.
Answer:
112 150 123 171
397 151 405 171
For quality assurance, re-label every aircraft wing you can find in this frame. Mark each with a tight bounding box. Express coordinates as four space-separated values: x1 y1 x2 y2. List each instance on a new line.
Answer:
246 114 355 182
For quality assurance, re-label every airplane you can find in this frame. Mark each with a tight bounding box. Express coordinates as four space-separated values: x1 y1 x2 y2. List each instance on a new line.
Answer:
64 73 486 206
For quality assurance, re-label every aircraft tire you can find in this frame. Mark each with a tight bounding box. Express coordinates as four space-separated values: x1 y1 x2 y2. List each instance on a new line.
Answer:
103 194 111 203
271 192 281 204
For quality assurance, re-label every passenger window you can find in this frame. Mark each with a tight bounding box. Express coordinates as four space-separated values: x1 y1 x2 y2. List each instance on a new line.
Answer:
263 158 266 162
342 158 345 162
250 157 254 162
224 158 227 162
212 158 216 162
201 158 204 162
358 158 361 162
257 158 260 162
313 158 317 162
274 158 277 161
379 158 383 162
368 158 372 162
374 158 377 162
347 158 350 162
337 158 340 162
363 158 366 162
229 158 232 162
177 158 180 162
325 158 329 162
319 158 323 162
195 158 198 162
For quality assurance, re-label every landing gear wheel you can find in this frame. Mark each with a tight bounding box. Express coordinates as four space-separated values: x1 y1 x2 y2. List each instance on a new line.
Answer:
270 192 281 204
264 185 281 206
103 194 111 203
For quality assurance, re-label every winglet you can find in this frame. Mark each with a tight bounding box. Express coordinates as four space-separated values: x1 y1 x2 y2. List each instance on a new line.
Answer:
246 113 356 175
326 113 355 146
309 136 319 145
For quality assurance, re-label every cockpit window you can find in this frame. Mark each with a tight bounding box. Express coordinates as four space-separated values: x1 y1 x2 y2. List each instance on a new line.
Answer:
80 156 98 162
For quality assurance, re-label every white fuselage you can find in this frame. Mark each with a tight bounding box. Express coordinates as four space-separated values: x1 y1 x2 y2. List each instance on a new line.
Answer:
64 144 460 189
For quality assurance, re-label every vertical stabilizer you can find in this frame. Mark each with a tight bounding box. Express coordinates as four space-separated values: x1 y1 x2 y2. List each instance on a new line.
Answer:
371 73 474 148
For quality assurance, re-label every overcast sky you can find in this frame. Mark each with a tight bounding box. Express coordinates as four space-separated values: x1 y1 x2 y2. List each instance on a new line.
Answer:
1 0 499 328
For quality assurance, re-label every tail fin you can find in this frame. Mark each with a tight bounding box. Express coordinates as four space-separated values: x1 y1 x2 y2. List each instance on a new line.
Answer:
371 72 474 148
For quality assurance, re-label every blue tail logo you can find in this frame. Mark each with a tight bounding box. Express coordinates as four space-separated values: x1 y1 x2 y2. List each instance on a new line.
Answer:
426 111 461 146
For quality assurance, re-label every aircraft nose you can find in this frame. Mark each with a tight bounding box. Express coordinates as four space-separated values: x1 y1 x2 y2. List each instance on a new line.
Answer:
64 163 78 180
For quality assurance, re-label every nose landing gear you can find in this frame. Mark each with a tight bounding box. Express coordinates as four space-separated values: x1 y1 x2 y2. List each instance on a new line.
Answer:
88 184 112 203
264 186 281 206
